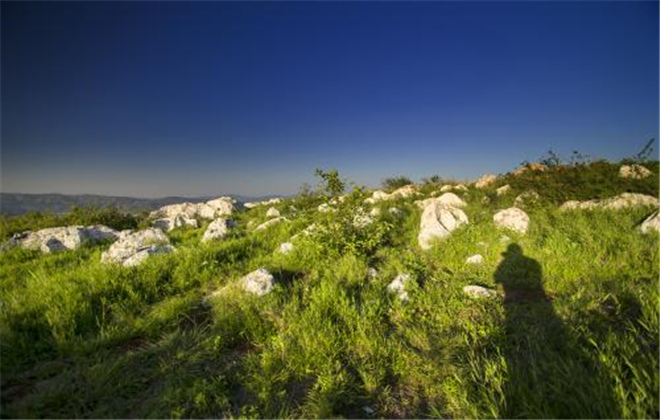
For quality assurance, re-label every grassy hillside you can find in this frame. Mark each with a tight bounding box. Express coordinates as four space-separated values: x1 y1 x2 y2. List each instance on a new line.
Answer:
1 160 658 418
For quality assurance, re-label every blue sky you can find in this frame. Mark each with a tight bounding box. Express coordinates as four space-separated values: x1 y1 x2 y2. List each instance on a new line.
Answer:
2 1 658 197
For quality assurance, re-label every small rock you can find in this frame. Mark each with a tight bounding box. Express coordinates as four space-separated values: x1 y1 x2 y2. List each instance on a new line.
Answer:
369 207 382 217
496 184 511 196
255 217 288 231
317 203 334 213
266 207 281 218
279 242 294 254
241 268 275 296
493 207 529 234
388 207 402 216
362 406 375 415
387 274 410 302
560 193 658 211
466 254 484 264
367 267 379 279
463 285 497 298
640 210 660 234
514 191 540 207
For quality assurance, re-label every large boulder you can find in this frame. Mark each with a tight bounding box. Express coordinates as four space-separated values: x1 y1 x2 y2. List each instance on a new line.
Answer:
640 210 660 234
418 202 469 250
11 225 119 254
493 207 529 234
619 164 652 179
241 268 275 296
101 228 174 266
560 193 658 211
201 218 236 242
475 174 497 189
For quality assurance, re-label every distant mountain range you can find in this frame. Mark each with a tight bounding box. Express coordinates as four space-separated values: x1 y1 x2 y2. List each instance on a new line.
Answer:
0 193 275 216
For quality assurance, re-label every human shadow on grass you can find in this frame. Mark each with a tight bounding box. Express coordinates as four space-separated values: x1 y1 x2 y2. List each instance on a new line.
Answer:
494 243 619 419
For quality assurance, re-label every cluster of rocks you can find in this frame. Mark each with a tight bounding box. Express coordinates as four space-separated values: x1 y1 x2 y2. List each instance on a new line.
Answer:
417 194 469 250
560 193 658 211
364 185 418 204
244 197 282 209
150 197 237 232
619 164 652 179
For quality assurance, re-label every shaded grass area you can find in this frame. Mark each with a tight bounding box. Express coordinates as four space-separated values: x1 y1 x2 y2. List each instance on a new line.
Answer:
1 162 659 418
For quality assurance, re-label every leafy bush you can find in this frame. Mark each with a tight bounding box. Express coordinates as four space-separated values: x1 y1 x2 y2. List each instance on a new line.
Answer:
382 176 413 192
315 169 345 196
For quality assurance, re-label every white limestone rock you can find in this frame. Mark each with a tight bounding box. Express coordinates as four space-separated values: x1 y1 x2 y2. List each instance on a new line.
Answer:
387 274 410 302
153 215 198 232
241 268 275 296
418 202 469 250
466 254 484 264
266 207 281 218
279 242 294 254
463 285 497 299
475 174 497 189
13 225 119 254
560 193 658 211
619 164 652 179
514 191 540 207
255 217 288 231
493 207 529 234
101 228 173 266
201 218 236 242
496 184 511 196
640 210 660 234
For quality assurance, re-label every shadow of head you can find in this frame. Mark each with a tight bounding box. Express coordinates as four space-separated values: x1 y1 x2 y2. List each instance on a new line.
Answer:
495 243 546 298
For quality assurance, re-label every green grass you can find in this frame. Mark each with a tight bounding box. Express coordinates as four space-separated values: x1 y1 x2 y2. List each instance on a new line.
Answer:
1 161 658 418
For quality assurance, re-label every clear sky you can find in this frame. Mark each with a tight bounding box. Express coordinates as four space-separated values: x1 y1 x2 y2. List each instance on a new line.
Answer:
2 1 658 198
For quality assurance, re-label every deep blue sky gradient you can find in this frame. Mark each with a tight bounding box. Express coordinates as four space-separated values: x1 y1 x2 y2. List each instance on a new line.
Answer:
2 1 658 197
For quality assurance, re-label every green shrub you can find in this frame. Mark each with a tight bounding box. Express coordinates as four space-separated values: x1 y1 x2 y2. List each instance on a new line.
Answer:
382 176 413 192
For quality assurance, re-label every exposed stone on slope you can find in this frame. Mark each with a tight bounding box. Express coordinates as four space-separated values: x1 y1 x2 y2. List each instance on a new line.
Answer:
640 210 660 234
266 207 281 218
101 228 174 266
244 197 282 209
475 174 497 189
560 193 658 211
241 268 275 296
11 225 119 254
279 242 294 254
493 207 529 234
387 274 410 302
153 215 198 232
201 218 236 242
514 191 540 207
415 192 466 209
418 201 469 250
496 184 511 196
466 254 484 264
512 162 548 176
150 197 237 226
619 164 652 179
463 285 497 298
255 216 288 231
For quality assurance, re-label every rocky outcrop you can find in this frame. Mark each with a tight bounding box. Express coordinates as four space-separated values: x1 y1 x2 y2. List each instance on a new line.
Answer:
364 185 418 204
9 225 119 253
560 193 658 211
150 197 237 226
241 268 275 296
387 274 410 302
475 174 497 189
418 201 469 250
201 218 236 242
640 210 659 234
493 207 529 234
101 228 174 267
619 164 652 179
513 162 548 176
